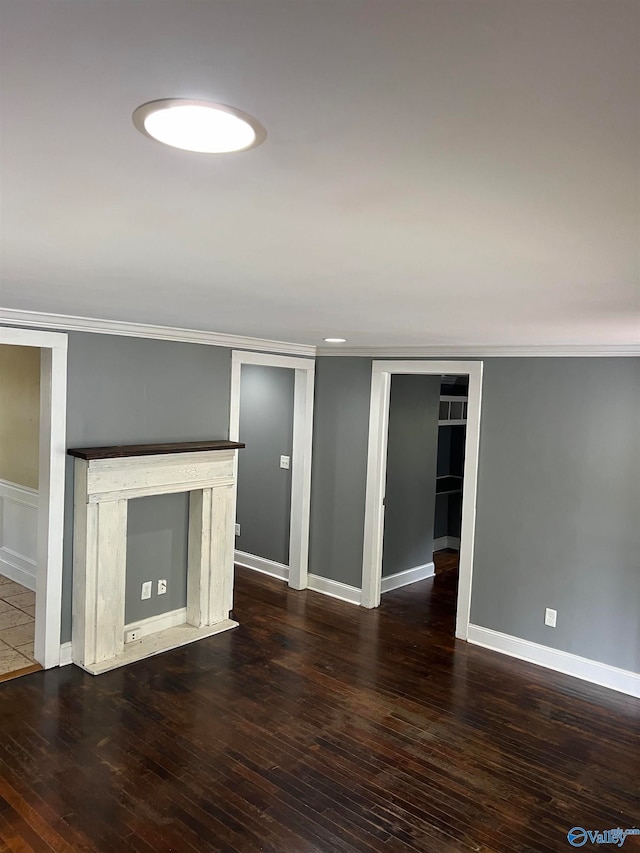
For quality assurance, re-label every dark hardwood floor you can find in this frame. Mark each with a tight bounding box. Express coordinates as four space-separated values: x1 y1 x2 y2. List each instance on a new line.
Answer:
0 566 638 852
433 549 459 574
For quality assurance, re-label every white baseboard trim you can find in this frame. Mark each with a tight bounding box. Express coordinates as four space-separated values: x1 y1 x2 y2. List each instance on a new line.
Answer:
59 642 73 666
433 536 460 551
307 573 362 605
124 607 187 641
235 553 362 605
234 551 290 582
0 479 38 591
381 562 435 593
467 625 640 699
0 561 36 592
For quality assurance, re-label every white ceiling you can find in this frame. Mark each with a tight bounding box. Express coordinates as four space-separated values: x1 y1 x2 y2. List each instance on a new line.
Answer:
1 0 638 348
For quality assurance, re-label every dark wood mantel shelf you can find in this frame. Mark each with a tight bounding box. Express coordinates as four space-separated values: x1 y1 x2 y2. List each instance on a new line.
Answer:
68 439 245 461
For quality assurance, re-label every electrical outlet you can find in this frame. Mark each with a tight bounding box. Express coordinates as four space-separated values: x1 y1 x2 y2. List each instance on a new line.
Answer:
158 579 167 595
235 522 240 536
125 628 140 644
141 581 152 600
545 607 557 628
280 455 290 470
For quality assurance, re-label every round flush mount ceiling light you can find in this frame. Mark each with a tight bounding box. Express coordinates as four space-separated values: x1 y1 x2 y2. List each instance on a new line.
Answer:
323 337 347 343
132 99 266 153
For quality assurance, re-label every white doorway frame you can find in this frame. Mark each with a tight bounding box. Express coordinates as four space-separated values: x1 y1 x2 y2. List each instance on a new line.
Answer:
361 360 483 640
229 351 315 590
0 326 68 668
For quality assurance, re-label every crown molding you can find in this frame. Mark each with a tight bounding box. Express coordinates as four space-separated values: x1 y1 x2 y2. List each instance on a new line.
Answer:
2 309 636 359
0 308 317 357
317 344 640 358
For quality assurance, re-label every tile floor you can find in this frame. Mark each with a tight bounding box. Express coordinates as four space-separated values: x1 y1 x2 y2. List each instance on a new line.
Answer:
0 575 36 676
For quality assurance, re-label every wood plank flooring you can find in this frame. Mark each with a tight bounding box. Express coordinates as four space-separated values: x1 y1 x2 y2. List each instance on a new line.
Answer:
434 549 459 574
0 566 638 852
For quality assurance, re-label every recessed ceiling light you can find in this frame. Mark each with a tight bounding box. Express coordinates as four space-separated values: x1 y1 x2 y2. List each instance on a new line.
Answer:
323 337 347 343
132 99 266 153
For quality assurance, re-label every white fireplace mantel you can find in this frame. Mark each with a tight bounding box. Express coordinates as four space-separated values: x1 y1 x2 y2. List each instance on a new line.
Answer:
69 440 244 675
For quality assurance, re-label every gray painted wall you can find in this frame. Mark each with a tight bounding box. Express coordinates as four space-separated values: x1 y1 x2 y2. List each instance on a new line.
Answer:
125 494 189 623
470 357 640 673
33 328 639 676
62 331 232 641
309 355 639 674
309 357 373 586
235 364 294 565
382 374 439 578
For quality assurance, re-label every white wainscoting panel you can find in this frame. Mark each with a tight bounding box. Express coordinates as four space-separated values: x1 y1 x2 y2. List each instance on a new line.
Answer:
0 479 38 591
467 625 640 699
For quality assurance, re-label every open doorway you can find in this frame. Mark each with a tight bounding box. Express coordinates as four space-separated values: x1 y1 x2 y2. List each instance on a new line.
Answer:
379 373 468 592
0 326 67 673
229 351 315 591
361 360 483 641
0 344 41 680
433 374 469 576
380 373 441 592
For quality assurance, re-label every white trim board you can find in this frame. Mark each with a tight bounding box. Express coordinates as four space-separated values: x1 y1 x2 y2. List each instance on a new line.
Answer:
230 350 315 592
0 480 38 591
317 344 640 357
234 551 289 582
59 642 73 666
0 559 36 592
0 326 68 670
467 625 640 699
381 562 435 594
234 553 362 606
124 607 187 641
81 619 239 676
361 360 483 647
61 610 215 669
307 574 362 605
0 308 316 357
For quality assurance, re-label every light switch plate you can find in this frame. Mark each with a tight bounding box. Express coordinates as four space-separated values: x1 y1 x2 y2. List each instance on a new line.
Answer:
280 455 290 470
141 581 152 600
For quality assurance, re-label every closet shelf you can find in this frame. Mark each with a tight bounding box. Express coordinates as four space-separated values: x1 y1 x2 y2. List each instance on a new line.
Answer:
439 396 468 426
